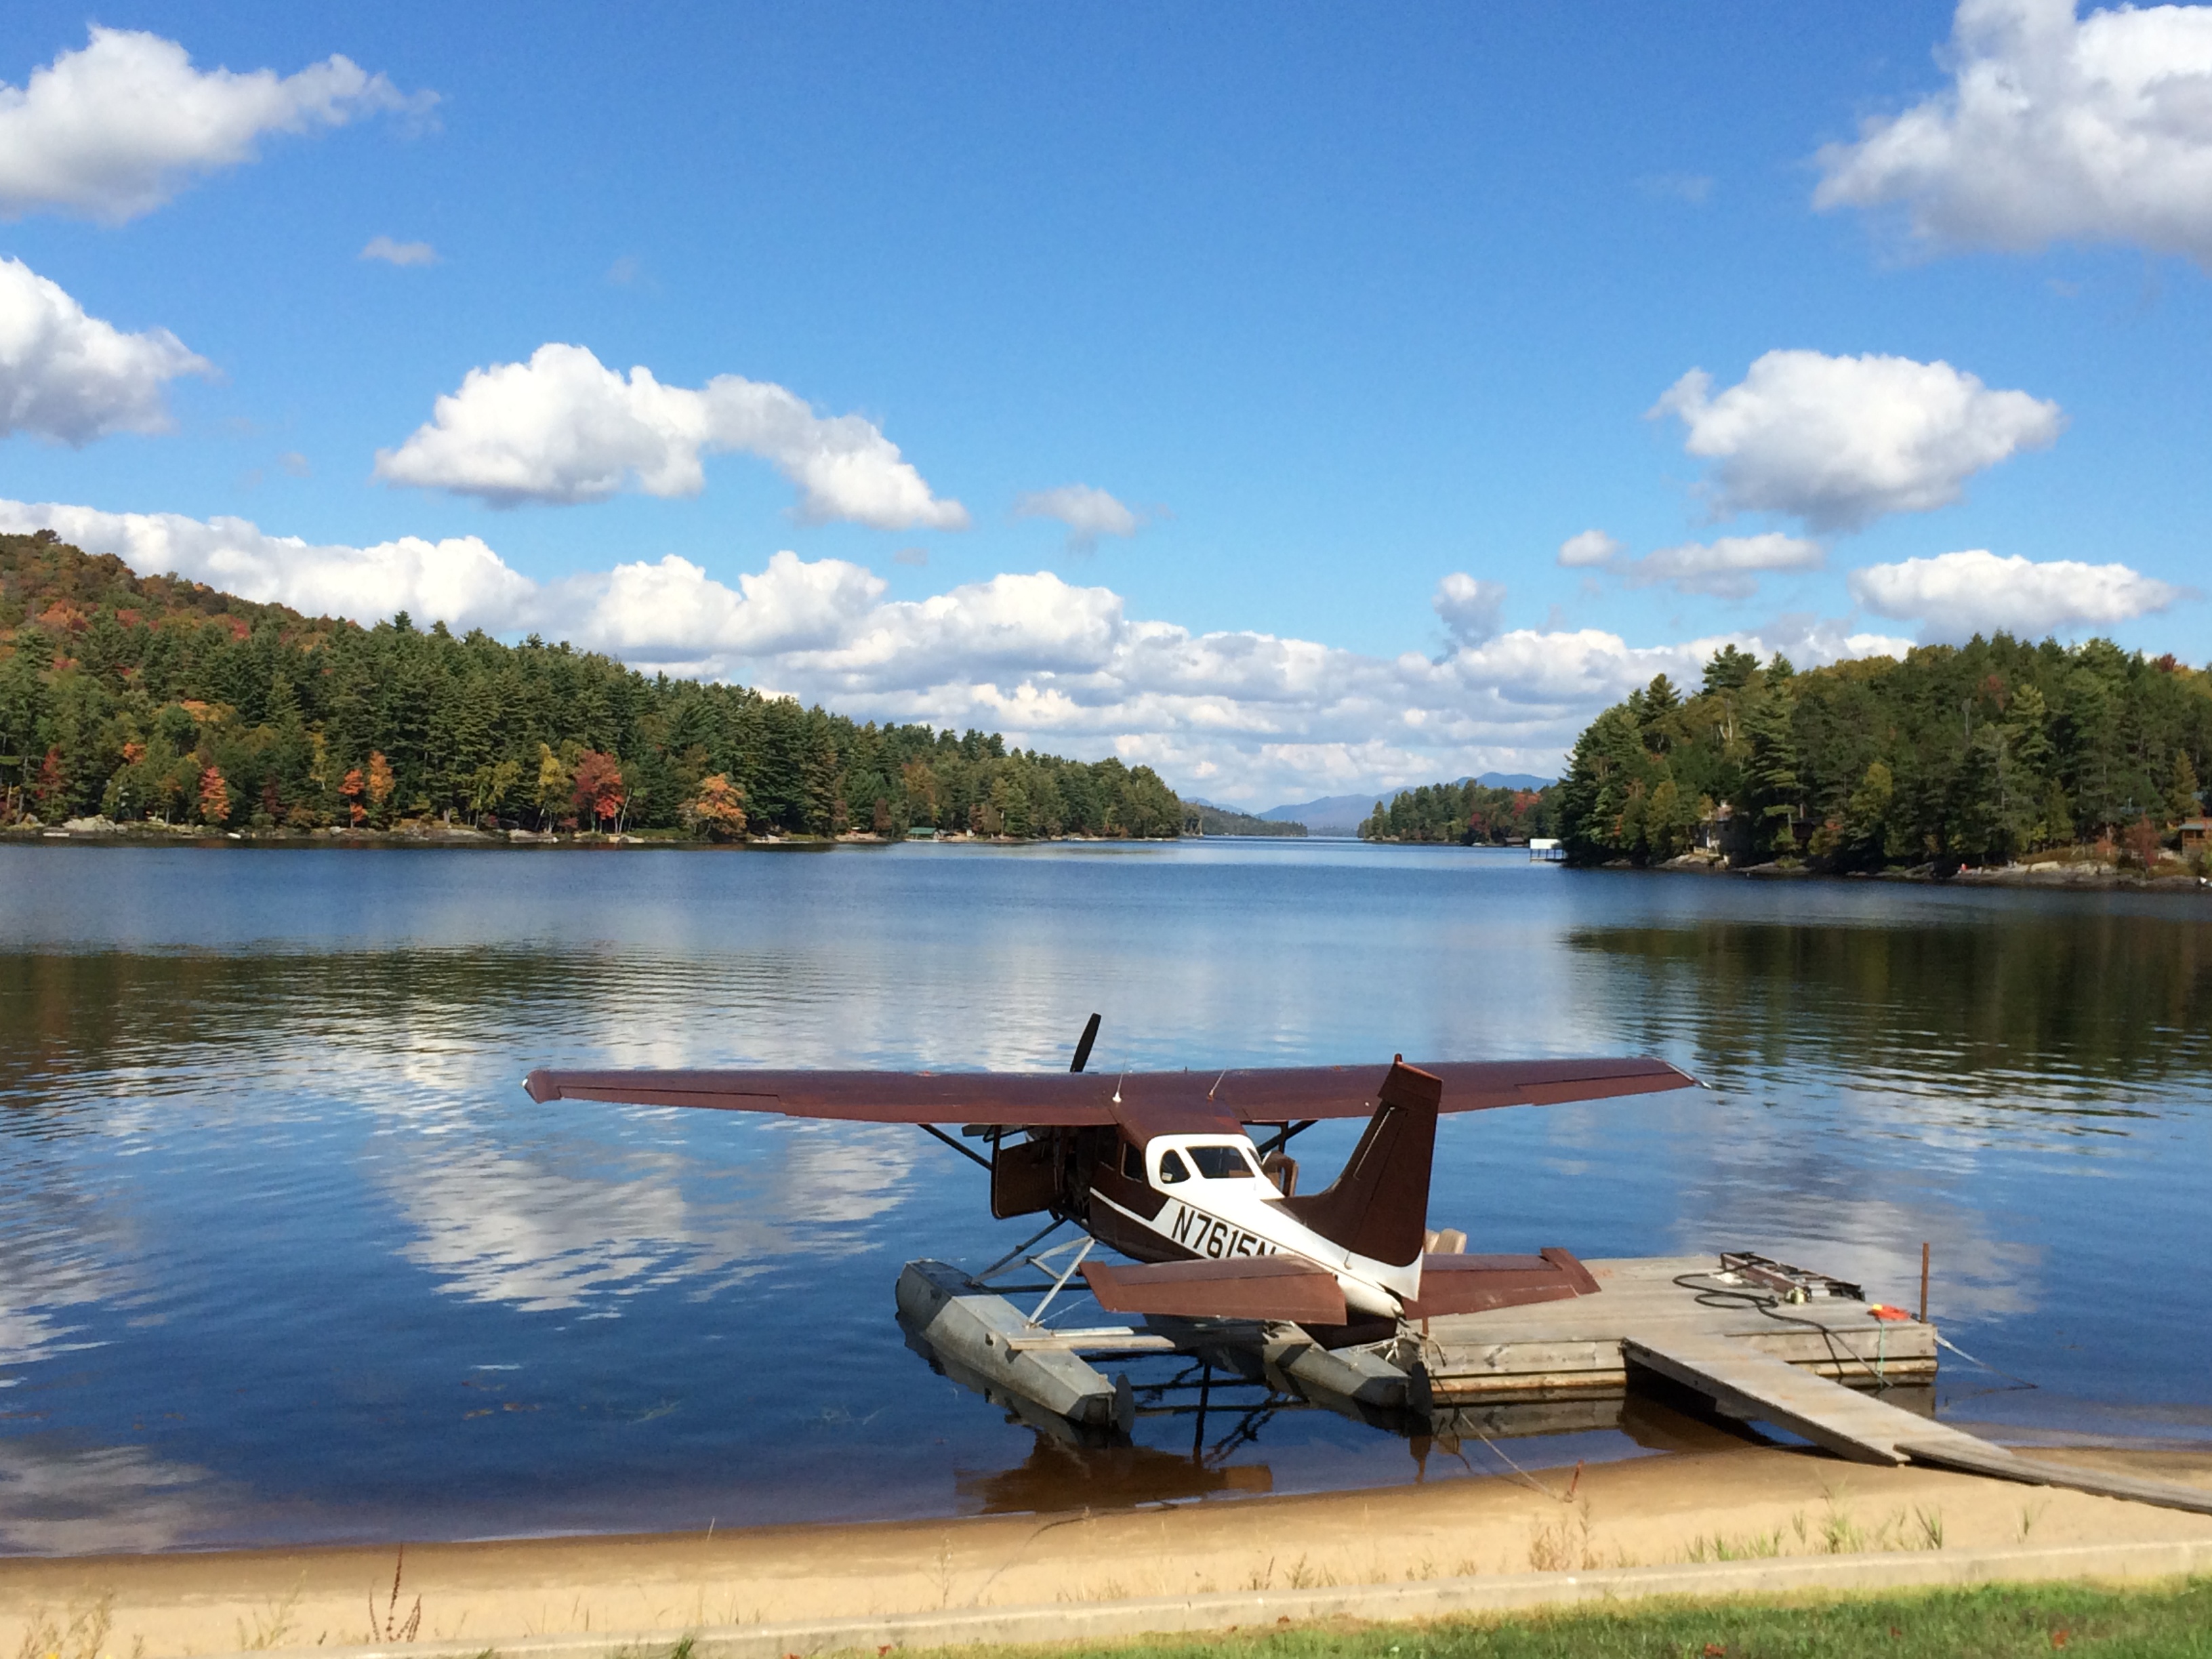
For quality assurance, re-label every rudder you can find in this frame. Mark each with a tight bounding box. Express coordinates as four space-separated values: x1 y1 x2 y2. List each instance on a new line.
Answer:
1279 1058 1440 1268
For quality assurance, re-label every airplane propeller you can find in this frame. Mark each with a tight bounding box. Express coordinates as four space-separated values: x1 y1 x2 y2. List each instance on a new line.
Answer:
1070 1012 1101 1073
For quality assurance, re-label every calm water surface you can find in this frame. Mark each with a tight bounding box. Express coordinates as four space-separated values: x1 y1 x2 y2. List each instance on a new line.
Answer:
1 840 2208 1554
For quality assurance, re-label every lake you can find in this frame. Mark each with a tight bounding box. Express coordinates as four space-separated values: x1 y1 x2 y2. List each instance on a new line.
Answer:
2 839 2208 1555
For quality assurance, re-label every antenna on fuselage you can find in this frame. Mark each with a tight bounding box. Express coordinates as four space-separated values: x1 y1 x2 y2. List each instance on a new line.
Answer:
1070 1012 1101 1073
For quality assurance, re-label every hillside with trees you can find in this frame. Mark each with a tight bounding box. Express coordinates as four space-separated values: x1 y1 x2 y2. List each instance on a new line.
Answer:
1554 638 2212 871
0 531 1183 840
1357 779 1558 844
1182 801 1307 837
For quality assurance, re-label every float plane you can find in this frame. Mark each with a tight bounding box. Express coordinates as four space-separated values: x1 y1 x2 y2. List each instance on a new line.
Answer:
523 1018 1697 1332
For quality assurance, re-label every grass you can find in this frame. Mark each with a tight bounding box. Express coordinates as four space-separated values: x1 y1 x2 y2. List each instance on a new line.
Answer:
831 1578 2212 1659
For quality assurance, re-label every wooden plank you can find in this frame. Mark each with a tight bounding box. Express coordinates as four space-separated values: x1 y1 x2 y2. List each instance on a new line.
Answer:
1620 1332 1967 1466
1897 1439 2212 1519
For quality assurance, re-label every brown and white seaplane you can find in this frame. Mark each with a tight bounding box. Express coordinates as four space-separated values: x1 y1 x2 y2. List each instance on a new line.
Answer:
524 1017 1698 1334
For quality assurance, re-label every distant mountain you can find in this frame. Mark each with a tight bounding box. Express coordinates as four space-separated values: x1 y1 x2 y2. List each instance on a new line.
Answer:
1257 792 1384 832
1183 800 1306 837
1259 773 1555 832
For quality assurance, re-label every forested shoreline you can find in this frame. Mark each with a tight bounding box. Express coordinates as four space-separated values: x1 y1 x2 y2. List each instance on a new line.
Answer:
0 533 1183 841
16 528 2204 869
1554 638 2212 872
1356 779 1558 844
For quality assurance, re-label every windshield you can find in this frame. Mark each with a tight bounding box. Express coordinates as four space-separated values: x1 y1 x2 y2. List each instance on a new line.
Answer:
1185 1145 1256 1179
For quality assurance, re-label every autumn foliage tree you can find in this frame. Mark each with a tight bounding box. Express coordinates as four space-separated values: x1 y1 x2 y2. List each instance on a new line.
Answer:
33 748 64 817
571 750 626 832
197 765 230 825
682 773 747 840
364 751 395 825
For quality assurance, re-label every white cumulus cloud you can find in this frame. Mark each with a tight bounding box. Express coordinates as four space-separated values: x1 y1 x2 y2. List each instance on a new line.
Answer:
361 235 436 266
1620 534 1826 599
1556 527 1822 599
0 27 430 224
1432 573 1507 647
0 499 535 627
1847 548 2187 639
0 258 211 444
1814 0 2212 267
375 342 970 530
1652 350 2064 531
1012 483 1143 551
4 496 1912 805
1557 529 1625 568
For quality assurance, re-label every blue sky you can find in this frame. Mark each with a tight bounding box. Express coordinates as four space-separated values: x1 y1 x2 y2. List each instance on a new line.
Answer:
3 1 2209 804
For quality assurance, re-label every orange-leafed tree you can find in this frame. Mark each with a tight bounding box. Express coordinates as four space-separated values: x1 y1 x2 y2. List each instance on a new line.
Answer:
684 773 747 840
365 751 395 823
340 765 365 826
571 750 626 832
198 766 231 826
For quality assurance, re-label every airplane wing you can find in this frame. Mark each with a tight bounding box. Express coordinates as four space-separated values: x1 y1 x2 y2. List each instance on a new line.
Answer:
520 1056 1696 1126
1082 1257 1349 1324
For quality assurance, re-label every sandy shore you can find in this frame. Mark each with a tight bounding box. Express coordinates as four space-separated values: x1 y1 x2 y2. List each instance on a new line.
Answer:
5 1432 2211 1657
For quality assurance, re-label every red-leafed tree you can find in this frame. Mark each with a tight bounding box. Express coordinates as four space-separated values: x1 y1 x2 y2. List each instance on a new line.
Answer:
198 765 231 826
33 748 64 817
571 750 626 832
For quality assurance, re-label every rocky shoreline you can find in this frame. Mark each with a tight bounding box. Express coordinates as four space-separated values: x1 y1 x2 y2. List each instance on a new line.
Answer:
1636 850 2210 893
1 815 1146 848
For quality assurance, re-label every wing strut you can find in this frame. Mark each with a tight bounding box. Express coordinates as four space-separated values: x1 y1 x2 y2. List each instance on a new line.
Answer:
1254 1120 1316 1158
919 1122 992 1170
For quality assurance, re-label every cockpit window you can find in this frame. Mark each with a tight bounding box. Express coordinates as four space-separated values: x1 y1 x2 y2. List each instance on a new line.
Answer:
1157 1149 1193 1185
1121 1139 1144 1179
1187 1145 1256 1179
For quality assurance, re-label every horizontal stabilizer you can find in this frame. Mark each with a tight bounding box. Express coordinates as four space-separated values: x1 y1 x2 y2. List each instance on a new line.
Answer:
1402 1247 1601 1320
1084 1257 1347 1325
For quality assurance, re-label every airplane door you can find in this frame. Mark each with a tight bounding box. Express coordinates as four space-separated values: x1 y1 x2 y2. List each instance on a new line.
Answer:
990 1132 1058 1218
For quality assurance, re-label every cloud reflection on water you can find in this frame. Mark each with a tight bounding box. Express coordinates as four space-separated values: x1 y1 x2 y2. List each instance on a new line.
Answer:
0 1439 220 1555
384 1120 916 1312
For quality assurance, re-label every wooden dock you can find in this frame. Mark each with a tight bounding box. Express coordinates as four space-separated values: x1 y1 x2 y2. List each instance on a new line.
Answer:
1408 1254 1933 1407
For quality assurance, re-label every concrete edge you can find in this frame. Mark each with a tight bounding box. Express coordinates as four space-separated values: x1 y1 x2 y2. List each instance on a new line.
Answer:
221 1537 2212 1659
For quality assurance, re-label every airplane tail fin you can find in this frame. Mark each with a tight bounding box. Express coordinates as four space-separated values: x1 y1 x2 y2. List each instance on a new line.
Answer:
1280 1058 1439 1269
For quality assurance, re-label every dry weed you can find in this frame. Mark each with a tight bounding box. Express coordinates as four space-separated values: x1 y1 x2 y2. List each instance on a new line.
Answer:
369 1544 423 1642
11 1596 122 1659
235 1578 304 1649
1527 1500 1597 1572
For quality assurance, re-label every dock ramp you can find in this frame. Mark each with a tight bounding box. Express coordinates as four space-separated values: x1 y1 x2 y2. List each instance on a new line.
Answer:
1624 1328 2212 1517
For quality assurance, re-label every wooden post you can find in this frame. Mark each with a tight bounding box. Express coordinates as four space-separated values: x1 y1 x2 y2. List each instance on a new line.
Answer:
1919 1241 1931 1324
